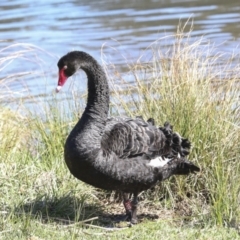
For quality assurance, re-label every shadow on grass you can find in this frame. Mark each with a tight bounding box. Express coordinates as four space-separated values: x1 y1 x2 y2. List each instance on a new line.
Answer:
13 192 162 227
99 212 159 226
14 193 102 225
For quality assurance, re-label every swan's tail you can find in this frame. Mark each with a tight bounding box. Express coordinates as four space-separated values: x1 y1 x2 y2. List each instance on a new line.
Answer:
160 122 192 158
159 122 200 177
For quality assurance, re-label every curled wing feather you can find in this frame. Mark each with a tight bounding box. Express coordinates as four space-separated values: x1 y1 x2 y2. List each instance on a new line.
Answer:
101 117 174 159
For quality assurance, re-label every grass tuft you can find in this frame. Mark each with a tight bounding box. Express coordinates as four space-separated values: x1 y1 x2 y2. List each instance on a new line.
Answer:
103 25 240 226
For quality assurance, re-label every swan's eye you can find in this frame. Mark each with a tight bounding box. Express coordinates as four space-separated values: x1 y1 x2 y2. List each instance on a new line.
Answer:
64 65 76 77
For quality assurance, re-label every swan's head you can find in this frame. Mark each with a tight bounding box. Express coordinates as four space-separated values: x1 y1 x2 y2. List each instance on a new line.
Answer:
56 52 80 92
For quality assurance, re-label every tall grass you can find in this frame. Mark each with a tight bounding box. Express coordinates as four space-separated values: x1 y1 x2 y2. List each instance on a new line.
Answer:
103 26 240 226
0 27 239 238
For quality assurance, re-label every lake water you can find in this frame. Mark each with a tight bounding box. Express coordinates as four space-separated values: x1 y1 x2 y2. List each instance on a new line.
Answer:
0 0 239 103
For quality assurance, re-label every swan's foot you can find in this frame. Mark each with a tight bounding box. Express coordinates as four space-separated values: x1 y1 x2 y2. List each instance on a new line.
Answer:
130 217 138 225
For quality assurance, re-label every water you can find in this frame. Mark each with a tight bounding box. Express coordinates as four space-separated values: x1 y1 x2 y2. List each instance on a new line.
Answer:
0 0 239 102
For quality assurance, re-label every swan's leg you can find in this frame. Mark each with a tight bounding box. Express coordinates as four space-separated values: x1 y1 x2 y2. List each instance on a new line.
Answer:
122 192 132 220
130 194 138 224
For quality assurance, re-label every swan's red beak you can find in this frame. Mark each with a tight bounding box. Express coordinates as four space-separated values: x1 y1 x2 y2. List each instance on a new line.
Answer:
56 68 68 92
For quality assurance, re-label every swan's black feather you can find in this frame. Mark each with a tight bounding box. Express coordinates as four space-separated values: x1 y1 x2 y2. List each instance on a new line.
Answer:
101 117 172 160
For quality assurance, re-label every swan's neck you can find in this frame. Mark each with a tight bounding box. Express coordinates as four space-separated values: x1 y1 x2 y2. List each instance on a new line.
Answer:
83 64 109 119
70 60 109 151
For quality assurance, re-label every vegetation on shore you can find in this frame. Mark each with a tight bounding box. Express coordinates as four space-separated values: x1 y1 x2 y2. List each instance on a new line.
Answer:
0 27 239 239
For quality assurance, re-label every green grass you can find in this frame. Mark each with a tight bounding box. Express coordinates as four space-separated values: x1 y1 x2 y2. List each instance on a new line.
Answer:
1 220 240 240
0 27 240 239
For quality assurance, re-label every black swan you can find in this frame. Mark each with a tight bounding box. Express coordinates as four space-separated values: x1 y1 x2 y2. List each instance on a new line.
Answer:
56 51 200 224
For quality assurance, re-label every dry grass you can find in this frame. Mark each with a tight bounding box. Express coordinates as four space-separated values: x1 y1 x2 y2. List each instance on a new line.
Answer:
0 43 56 104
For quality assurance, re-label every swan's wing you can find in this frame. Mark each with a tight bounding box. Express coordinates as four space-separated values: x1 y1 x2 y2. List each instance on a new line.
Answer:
101 116 189 160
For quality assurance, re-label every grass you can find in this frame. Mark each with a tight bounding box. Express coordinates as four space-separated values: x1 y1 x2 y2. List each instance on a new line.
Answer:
104 25 240 226
0 26 240 239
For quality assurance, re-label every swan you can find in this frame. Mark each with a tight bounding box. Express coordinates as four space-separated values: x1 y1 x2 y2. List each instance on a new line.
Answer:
56 51 200 224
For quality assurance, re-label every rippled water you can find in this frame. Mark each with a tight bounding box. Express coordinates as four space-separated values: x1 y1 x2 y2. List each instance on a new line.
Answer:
0 0 239 100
